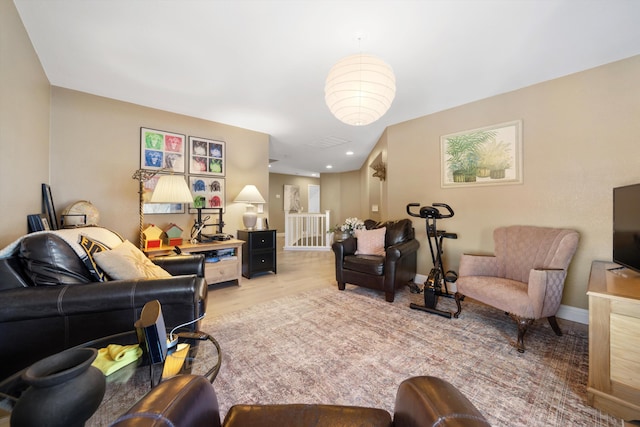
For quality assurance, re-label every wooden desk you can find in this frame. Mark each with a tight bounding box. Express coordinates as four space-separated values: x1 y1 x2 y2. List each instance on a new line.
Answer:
587 260 640 421
144 239 244 285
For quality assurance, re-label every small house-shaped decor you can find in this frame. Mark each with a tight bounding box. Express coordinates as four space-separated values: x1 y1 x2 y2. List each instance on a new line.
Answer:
142 224 163 250
163 223 184 246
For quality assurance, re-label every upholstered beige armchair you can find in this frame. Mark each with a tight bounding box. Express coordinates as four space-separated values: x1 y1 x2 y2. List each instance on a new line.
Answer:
454 225 579 353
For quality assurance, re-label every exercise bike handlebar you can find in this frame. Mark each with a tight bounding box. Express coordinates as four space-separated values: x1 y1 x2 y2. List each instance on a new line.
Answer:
432 203 454 218
406 203 421 217
406 202 454 219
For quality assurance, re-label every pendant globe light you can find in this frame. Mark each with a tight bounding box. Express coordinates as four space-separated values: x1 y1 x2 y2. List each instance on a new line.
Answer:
324 53 396 126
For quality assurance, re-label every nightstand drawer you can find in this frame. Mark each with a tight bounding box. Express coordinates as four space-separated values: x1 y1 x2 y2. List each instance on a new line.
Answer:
250 232 274 250
249 252 274 271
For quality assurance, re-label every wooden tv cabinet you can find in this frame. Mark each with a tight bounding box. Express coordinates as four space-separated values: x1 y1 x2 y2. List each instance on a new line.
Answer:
587 261 640 421
144 239 244 286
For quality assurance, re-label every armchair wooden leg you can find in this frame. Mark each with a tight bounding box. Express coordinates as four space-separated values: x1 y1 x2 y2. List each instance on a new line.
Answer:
509 314 534 353
547 316 563 336
337 282 345 291
453 292 464 318
385 292 395 302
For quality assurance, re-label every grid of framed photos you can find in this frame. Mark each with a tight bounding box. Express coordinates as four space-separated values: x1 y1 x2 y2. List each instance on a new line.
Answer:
188 176 225 213
188 136 225 176
140 128 186 173
139 128 226 215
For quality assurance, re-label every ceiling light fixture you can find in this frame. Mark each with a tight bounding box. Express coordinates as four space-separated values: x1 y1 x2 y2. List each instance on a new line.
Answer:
324 53 396 126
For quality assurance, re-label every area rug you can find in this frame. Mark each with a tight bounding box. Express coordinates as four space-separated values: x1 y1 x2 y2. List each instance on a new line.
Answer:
201 286 619 426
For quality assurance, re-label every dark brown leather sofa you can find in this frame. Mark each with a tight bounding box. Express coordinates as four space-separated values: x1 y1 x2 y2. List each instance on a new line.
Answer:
0 231 208 379
332 219 419 302
113 374 491 426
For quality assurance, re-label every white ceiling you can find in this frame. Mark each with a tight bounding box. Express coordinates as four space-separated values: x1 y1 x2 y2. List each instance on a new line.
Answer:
13 0 640 176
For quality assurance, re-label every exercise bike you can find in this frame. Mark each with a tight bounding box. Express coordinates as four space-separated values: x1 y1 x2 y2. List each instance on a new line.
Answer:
406 202 458 318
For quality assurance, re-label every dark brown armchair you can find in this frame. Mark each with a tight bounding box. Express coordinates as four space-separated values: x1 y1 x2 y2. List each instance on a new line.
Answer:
332 219 419 302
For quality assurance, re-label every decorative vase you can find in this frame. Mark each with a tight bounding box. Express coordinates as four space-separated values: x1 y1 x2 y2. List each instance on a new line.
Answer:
476 167 491 178
11 348 106 427
490 169 506 179
333 230 351 242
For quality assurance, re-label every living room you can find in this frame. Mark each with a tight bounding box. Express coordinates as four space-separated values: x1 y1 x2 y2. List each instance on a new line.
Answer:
2 0 640 424
3 0 640 320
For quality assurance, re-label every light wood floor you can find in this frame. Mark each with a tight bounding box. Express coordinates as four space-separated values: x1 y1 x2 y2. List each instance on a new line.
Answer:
207 236 337 316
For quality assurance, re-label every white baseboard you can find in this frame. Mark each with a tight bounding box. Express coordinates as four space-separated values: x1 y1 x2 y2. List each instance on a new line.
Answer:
556 305 588 325
411 274 589 325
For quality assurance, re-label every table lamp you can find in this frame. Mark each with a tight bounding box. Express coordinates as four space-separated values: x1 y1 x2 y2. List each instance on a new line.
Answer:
132 170 194 248
233 185 265 230
150 175 194 204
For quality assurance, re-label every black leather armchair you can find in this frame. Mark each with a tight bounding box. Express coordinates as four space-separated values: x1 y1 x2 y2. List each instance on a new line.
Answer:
332 219 419 302
113 374 491 426
0 231 207 379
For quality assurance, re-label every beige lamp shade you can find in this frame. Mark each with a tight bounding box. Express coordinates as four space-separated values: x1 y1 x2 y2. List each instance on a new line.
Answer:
150 175 194 204
233 185 266 204
234 185 265 230
324 53 396 126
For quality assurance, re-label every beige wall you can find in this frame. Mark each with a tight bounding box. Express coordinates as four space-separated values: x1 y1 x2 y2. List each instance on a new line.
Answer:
268 173 320 231
380 55 640 310
318 171 361 229
0 0 51 246
50 87 269 243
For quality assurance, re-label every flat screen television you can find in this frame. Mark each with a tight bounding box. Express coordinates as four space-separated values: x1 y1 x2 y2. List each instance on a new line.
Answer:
613 183 640 272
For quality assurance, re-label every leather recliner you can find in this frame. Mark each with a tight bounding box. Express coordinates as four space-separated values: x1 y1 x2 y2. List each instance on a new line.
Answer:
332 219 419 302
0 230 208 379
113 374 491 427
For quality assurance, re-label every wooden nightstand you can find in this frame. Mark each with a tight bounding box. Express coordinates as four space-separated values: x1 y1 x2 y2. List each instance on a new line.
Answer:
144 239 244 285
237 229 277 279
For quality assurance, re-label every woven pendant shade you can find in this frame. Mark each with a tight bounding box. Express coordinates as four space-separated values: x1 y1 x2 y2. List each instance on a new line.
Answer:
324 53 396 126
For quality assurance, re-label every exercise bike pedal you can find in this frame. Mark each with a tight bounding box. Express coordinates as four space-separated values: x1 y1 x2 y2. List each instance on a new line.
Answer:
444 270 458 283
407 281 423 294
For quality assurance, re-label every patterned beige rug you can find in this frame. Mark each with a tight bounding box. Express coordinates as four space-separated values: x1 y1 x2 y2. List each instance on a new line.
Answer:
202 285 620 427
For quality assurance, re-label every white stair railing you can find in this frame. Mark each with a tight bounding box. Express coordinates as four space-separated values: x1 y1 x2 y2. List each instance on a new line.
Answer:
284 211 331 251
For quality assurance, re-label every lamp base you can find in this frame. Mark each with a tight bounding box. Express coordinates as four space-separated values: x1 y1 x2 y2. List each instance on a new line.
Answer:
242 205 257 230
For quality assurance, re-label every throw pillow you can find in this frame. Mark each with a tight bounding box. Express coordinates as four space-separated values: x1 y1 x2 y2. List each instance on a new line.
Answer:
93 240 171 280
355 227 386 256
78 234 110 282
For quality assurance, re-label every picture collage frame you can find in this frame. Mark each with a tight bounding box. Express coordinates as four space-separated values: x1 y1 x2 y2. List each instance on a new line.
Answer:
139 127 226 214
